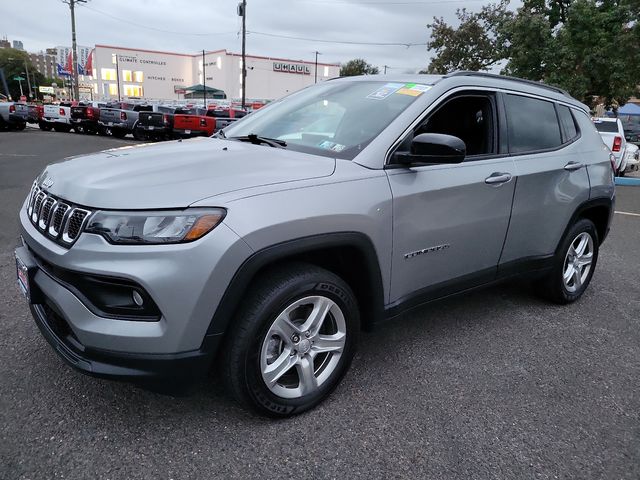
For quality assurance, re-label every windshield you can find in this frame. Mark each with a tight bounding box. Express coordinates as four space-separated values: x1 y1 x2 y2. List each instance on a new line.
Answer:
594 121 619 133
223 80 431 159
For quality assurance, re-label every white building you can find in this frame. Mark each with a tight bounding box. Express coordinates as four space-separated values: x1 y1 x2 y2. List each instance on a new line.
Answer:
88 44 340 102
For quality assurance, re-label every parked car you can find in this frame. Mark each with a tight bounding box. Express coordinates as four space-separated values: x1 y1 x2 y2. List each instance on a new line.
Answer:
98 102 152 139
26 104 42 125
593 117 628 175
16 73 615 417
40 103 74 132
206 106 249 131
70 102 106 134
0 101 28 130
172 107 216 138
135 105 189 141
620 115 640 144
623 142 639 173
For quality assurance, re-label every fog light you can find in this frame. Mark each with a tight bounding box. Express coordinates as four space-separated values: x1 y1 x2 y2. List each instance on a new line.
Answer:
132 290 144 306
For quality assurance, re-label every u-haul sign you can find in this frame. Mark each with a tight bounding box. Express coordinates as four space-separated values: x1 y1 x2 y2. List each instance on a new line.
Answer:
273 62 311 75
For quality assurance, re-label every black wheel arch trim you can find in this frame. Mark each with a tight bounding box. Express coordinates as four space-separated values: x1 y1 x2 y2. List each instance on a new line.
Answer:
204 232 386 340
558 196 614 251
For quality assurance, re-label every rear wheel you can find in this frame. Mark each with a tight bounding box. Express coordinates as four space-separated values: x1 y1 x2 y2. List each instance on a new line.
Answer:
132 126 146 141
537 219 599 304
13 122 26 131
39 121 51 131
222 263 359 417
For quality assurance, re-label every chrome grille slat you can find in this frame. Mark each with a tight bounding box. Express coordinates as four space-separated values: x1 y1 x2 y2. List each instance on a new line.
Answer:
25 188 92 248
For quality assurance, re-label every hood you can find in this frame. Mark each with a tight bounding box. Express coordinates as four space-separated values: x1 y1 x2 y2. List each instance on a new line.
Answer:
39 138 336 209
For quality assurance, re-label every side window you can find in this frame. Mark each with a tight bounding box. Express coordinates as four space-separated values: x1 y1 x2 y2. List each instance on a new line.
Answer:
405 94 496 158
504 94 562 153
557 105 579 143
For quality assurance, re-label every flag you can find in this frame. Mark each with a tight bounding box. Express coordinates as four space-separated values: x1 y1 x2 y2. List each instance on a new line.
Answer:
65 51 73 74
57 63 71 77
85 48 94 76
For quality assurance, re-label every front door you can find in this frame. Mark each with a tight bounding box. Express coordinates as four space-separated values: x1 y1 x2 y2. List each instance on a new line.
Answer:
386 91 516 306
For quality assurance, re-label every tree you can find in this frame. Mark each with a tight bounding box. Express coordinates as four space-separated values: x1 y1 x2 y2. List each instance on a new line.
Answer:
424 0 511 74
425 0 640 107
340 59 379 77
0 48 35 100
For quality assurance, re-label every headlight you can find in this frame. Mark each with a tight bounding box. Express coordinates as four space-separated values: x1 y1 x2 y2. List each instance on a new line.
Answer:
85 208 226 245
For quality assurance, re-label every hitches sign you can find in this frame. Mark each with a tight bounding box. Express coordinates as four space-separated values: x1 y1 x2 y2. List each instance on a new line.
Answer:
273 62 311 75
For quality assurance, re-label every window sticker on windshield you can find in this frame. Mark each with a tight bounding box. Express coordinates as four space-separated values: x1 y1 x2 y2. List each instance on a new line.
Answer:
396 83 431 96
318 140 346 152
366 83 405 100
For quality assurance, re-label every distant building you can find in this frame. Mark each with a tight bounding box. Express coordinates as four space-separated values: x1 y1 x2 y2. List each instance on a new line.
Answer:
13 40 24 50
0 37 10 49
29 52 58 79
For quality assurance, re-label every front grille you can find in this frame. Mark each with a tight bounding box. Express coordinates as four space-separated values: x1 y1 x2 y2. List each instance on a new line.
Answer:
25 182 92 248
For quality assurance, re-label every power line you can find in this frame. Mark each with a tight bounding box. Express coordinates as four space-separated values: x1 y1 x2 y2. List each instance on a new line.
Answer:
78 4 237 37
248 30 427 47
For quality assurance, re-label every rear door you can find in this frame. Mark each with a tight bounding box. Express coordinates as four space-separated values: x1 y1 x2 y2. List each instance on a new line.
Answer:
499 93 590 267
386 90 517 305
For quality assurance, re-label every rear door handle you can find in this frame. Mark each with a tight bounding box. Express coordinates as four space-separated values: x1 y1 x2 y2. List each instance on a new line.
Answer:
485 172 512 185
564 161 584 171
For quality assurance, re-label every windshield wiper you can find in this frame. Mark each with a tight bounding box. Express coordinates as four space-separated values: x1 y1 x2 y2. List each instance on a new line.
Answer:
215 130 226 139
228 134 287 148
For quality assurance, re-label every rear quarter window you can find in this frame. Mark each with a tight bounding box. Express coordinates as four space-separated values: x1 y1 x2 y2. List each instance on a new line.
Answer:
505 94 562 153
557 105 579 142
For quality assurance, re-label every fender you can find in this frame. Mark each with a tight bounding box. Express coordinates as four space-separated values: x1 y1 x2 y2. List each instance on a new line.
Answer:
557 196 614 252
204 232 386 338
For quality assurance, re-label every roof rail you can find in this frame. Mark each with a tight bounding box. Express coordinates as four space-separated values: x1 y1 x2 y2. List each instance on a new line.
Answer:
444 71 571 97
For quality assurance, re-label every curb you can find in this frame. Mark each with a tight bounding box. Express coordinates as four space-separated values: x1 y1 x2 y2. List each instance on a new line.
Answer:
615 177 640 186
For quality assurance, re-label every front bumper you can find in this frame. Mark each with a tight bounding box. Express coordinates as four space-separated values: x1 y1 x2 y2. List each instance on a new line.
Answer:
18 203 252 359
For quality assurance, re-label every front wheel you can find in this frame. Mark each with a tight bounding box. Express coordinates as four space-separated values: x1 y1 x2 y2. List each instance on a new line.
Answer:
111 128 127 138
222 263 359 417
536 219 599 304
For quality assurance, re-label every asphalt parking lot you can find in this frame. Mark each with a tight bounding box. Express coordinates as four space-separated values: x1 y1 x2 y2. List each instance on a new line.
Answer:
1 128 639 479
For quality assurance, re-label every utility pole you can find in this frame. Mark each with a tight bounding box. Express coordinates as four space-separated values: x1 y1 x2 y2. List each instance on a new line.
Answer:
314 51 321 83
384 65 388 74
239 0 247 109
202 49 206 108
112 53 121 102
64 0 87 101
24 60 33 99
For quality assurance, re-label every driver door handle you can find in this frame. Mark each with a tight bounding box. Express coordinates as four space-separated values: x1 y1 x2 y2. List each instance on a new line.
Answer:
564 161 584 171
485 172 512 185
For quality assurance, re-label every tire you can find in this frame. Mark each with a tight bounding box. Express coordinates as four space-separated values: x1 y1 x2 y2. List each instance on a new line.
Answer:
222 262 360 417
39 121 52 131
618 169 625 177
73 125 84 134
536 218 599 304
53 124 70 133
13 122 26 131
132 126 146 141
111 128 127 138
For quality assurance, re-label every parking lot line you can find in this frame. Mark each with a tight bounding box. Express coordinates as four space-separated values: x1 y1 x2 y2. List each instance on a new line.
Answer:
615 210 640 217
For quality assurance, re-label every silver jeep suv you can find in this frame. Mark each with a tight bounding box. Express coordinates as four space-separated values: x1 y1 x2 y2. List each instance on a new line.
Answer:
16 73 615 417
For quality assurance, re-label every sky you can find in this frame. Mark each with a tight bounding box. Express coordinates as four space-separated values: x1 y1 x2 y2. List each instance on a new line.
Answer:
3 0 506 73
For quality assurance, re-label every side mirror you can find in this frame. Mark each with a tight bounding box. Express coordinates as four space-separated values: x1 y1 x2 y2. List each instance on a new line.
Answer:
394 133 466 166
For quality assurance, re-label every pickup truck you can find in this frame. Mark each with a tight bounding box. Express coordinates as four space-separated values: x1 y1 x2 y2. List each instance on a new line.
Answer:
98 102 152 139
173 107 216 138
40 103 74 132
0 102 28 130
70 102 106 134
26 105 42 125
206 107 249 131
593 117 628 176
135 105 190 141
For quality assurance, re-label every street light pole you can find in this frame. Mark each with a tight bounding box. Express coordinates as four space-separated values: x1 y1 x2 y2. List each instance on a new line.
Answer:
112 53 121 102
203 49 206 108
239 0 247 110
24 60 33 99
314 51 321 83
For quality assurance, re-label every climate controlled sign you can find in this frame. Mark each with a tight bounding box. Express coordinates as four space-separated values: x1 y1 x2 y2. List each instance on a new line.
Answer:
273 62 311 75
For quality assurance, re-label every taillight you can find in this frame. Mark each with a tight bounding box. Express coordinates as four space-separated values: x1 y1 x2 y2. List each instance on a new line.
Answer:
59 108 65 116
612 136 622 152
200 118 206 127
120 111 127 121
163 114 169 124
87 108 94 119
9 105 15 113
